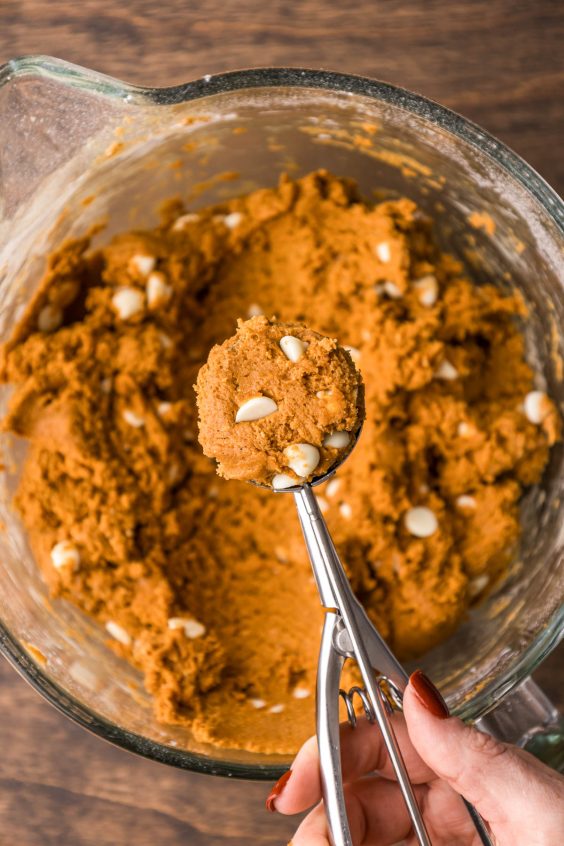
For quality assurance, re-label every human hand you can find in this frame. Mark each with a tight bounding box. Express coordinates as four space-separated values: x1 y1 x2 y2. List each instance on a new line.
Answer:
266 671 564 845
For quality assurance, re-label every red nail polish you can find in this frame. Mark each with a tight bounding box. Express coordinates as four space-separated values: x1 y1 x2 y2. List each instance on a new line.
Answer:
265 769 292 812
410 670 449 719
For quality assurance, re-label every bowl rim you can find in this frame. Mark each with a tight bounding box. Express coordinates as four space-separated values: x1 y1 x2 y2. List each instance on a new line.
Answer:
0 57 563 781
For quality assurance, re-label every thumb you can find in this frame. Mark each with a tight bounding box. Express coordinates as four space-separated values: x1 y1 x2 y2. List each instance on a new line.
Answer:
403 670 558 830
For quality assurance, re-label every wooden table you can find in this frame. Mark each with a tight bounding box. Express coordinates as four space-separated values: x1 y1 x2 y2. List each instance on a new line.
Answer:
1 2 562 843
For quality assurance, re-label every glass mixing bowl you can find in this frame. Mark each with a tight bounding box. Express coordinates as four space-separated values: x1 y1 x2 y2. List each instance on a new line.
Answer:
0 59 562 781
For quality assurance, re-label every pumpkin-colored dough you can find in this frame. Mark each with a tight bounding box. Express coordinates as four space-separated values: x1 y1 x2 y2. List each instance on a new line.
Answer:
195 316 363 485
0 170 559 755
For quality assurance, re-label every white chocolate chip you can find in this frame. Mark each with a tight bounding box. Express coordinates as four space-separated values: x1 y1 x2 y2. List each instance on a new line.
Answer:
375 242 391 263
183 619 207 639
146 272 173 309
414 274 438 307
457 421 474 437
223 211 243 229
293 687 311 699
343 345 361 363
435 360 458 381
326 478 341 498
274 546 288 562
50 540 80 570
167 617 206 638
249 698 266 709
280 335 306 363
524 390 550 425
456 495 477 510
172 213 199 230
38 304 63 333
167 617 187 631
383 281 402 299
316 389 333 398
157 402 172 417
316 496 329 513
469 575 490 598
339 502 353 520
269 703 284 714
272 473 301 490
112 287 145 320
247 303 263 317
122 409 145 428
105 621 131 646
404 506 438 538
323 431 351 449
235 395 278 423
130 254 156 277
284 443 320 477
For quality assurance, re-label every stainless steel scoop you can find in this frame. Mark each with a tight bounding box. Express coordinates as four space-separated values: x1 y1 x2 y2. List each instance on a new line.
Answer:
269 439 493 846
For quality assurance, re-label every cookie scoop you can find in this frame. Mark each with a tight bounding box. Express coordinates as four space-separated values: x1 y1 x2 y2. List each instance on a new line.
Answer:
195 316 490 846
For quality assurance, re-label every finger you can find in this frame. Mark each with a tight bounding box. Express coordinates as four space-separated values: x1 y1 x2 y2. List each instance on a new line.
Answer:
350 777 425 845
274 734 318 814
276 716 434 815
291 800 351 846
339 715 434 783
291 777 425 846
404 676 562 829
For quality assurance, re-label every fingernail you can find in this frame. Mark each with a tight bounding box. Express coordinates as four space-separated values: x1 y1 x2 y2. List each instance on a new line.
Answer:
265 769 292 812
410 670 449 719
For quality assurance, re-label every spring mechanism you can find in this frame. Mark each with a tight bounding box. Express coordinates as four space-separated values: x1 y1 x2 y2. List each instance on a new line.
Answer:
339 676 404 727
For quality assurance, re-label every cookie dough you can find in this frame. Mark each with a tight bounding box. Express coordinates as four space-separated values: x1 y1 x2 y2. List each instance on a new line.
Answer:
196 316 363 486
0 170 559 755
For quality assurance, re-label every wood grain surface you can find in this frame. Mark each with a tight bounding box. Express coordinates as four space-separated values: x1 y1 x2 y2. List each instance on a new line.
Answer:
0 2 563 844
